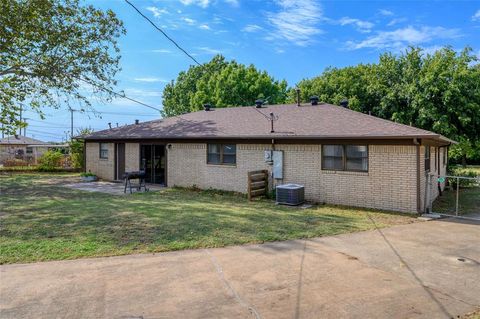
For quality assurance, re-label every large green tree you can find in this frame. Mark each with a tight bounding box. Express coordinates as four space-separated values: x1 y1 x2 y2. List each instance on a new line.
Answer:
162 55 288 116
0 0 125 135
292 46 480 164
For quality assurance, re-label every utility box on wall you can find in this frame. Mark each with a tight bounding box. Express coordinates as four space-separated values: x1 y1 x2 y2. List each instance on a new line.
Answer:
272 150 283 179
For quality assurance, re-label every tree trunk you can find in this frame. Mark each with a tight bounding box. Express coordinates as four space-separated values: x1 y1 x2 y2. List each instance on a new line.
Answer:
461 154 467 168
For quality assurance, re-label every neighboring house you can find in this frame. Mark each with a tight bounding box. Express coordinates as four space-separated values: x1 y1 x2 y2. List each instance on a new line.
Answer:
83 102 453 213
0 135 68 164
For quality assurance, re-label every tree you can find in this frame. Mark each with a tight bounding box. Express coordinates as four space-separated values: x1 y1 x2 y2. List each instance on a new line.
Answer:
69 127 94 169
162 55 288 116
0 0 125 135
292 46 480 164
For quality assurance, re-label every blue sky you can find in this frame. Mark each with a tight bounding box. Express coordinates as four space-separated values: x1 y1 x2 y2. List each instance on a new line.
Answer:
24 0 480 142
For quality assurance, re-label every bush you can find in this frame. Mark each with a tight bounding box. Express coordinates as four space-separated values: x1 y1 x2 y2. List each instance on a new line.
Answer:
448 166 479 188
37 150 63 171
80 172 96 177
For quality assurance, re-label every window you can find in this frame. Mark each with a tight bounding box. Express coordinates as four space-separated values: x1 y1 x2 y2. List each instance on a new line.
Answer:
424 146 430 171
99 143 109 159
322 145 344 170
322 145 368 172
26 147 33 154
207 144 236 165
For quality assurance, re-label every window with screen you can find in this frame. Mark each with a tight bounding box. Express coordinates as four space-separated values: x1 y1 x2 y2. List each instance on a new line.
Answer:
207 144 236 165
322 145 368 172
99 143 109 159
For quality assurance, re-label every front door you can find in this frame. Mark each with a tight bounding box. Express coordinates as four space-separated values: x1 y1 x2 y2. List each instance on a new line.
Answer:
140 145 166 185
116 143 125 180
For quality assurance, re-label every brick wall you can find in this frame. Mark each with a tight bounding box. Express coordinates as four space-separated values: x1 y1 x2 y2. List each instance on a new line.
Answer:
167 143 419 213
85 142 140 180
125 143 139 172
85 142 114 180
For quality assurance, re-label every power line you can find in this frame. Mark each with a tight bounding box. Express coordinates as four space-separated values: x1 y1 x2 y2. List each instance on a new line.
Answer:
24 56 163 113
78 77 162 112
125 0 202 67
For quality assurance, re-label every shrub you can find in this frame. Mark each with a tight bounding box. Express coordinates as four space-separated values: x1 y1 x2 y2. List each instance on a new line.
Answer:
80 172 96 177
37 150 63 171
448 166 479 188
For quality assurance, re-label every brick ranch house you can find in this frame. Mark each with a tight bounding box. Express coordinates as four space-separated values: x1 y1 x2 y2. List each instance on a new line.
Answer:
0 135 48 164
83 102 453 213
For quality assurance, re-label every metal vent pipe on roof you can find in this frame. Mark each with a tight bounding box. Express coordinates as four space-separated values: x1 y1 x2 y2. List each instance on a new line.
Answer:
310 96 319 105
340 99 349 108
135 119 139 125
204 103 211 111
295 88 301 106
255 99 263 108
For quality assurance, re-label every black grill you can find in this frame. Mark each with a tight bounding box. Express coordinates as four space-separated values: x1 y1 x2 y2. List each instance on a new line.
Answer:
123 169 148 193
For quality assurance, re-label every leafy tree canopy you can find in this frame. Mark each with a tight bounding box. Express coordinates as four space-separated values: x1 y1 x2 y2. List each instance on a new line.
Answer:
162 55 288 117
0 0 125 135
290 46 480 163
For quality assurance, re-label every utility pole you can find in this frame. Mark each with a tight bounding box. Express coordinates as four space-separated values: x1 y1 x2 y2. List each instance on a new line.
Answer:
18 106 22 136
69 108 75 140
23 118 28 136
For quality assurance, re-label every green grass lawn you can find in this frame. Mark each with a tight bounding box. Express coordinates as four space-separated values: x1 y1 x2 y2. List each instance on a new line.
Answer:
0 173 416 264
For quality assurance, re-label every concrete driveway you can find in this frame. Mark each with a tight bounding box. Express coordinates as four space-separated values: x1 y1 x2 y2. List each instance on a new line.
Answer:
1 217 479 319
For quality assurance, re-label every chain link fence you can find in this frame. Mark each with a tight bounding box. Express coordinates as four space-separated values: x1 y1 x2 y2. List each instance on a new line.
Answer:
428 173 480 218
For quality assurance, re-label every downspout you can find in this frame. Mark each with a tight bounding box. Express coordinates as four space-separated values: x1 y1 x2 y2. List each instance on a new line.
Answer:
413 138 421 214
83 140 87 173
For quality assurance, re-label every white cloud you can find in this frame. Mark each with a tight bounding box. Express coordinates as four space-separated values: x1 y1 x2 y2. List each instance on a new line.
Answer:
379 9 394 16
182 17 196 25
196 47 224 55
339 17 374 33
133 77 168 83
150 49 172 53
225 0 239 7
387 18 407 27
124 88 163 97
472 10 480 21
242 24 263 32
180 0 210 8
346 26 462 50
146 6 168 18
266 0 322 46
199 24 210 30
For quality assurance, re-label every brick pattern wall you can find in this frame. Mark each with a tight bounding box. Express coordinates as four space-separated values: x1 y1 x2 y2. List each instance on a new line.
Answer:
85 142 114 180
167 143 419 213
125 143 139 172
85 142 140 180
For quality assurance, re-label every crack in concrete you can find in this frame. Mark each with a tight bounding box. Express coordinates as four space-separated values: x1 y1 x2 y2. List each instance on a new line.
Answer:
424 285 478 308
204 249 262 319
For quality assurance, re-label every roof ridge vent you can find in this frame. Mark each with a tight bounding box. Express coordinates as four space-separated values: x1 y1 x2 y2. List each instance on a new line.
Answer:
310 96 319 105
340 99 349 108
204 103 211 111
255 99 264 108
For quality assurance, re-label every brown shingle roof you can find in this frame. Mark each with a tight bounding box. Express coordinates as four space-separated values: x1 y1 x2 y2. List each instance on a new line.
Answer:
84 103 452 143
